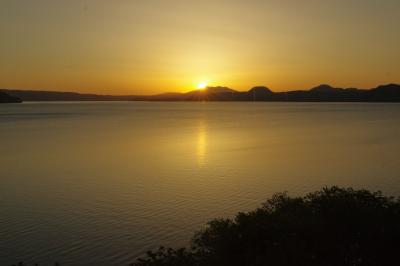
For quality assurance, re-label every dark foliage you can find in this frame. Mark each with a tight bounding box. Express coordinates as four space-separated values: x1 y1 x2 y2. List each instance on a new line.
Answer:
133 187 400 266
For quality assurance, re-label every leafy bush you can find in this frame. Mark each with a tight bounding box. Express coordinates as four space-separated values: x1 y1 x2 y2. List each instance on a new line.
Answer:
133 187 400 266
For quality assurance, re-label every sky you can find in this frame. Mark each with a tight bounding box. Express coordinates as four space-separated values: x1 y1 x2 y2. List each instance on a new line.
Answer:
1 0 399 95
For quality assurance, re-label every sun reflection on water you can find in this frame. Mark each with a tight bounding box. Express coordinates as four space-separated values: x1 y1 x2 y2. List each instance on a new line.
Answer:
197 120 207 166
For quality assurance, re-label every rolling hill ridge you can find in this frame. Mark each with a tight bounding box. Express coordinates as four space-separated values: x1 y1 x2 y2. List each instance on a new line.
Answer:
1 84 400 102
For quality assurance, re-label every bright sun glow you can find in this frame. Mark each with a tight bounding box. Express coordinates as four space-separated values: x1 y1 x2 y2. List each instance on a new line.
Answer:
197 82 208 90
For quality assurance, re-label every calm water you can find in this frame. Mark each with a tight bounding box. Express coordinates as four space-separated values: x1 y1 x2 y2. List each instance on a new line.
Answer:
1 102 400 265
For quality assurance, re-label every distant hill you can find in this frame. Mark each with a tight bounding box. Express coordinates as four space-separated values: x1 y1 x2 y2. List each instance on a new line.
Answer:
248 86 273 94
0 91 22 103
149 84 400 102
2 84 400 102
309 84 344 93
0 89 135 102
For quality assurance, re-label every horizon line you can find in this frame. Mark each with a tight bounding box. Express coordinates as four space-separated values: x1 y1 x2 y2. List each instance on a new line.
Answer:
1 83 400 97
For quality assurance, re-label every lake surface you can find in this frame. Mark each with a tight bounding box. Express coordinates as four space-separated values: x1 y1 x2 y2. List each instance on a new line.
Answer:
1 102 400 265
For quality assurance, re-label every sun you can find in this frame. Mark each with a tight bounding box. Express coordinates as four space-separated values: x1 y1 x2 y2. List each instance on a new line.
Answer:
197 82 208 90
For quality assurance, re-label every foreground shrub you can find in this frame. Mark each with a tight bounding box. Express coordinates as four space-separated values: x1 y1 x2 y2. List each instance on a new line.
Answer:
133 187 400 266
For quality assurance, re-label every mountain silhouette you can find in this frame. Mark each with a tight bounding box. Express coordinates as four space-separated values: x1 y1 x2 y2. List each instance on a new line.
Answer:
182 86 237 101
309 84 344 93
203 86 237 94
249 86 273 94
371 83 400 94
2 83 400 102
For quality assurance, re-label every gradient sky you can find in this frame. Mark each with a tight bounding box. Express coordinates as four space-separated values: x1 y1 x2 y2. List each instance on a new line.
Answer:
1 0 399 95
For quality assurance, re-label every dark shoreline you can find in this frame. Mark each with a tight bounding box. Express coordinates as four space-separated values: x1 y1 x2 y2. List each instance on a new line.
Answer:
2 83 400 102
0 91 22 103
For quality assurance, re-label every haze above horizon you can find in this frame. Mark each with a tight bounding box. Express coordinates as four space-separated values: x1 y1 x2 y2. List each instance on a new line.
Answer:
1 0 399 95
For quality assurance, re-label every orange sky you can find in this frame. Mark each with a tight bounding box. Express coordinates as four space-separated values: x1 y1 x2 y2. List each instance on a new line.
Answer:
1 0 399 95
